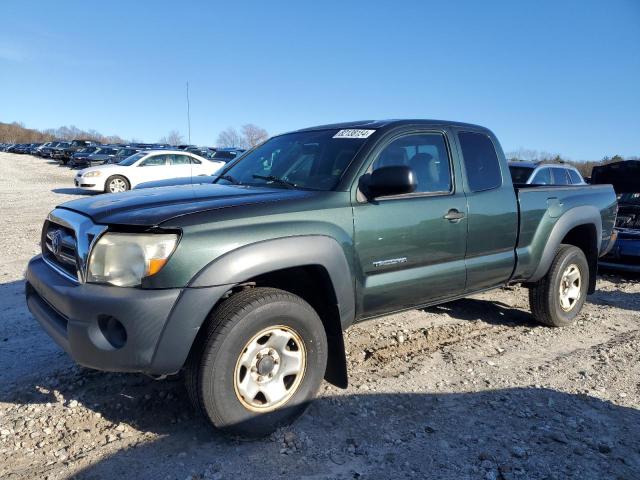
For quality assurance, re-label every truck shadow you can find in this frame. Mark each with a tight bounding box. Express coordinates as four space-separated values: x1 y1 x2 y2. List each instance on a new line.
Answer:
7 371 640 479
422 297 537 327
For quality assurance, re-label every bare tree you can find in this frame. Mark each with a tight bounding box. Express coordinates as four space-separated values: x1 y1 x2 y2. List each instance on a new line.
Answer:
159 130 184 146
0 120 133 144
241 124 269 148
217 127 245 148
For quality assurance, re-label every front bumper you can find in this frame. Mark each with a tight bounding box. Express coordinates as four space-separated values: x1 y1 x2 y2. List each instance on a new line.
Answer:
74 176 103 191
26 255 230 375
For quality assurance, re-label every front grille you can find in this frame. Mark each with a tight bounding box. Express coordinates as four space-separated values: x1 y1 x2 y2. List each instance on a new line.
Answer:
42 220 79 279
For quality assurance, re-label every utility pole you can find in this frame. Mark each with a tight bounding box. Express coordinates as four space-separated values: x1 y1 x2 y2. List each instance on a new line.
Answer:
186 81 191 144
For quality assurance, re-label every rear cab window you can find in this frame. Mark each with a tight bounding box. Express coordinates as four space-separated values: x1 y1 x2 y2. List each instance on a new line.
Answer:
458 132 502 192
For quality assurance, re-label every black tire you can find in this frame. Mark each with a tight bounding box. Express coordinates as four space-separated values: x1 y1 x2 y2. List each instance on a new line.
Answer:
104 175 130 193
529 244 589 327
185 287 328 437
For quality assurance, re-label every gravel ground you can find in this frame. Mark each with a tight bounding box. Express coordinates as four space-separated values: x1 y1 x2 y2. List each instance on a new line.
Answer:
0 152 639 480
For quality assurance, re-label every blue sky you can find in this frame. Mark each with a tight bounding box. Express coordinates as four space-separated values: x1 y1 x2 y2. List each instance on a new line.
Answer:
0 0 638 160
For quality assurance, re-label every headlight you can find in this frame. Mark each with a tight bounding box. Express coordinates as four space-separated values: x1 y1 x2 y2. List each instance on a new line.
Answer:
84 171 102 177
87 233 178 287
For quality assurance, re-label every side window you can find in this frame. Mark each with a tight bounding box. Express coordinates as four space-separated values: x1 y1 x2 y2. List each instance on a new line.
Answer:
568 169 582 184
140 155 166 166
458 132 502 192
373 133 451 193
189 156 202 165
169 155 191 165
552 168 570 185
531 168 552 185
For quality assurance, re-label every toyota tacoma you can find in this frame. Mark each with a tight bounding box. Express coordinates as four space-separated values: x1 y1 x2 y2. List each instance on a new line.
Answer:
26 120 617 436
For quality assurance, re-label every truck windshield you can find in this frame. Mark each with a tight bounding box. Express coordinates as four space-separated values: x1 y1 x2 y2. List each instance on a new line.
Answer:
509 165 534 184
214 130 368 191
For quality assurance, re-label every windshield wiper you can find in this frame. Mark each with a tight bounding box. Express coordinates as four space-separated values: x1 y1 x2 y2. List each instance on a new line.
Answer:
252 174 297 188
216 174 242 185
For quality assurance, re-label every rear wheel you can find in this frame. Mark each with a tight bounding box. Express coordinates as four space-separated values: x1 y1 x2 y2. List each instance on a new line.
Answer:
529 244 589 327
105 175 130 193
186 287 327 437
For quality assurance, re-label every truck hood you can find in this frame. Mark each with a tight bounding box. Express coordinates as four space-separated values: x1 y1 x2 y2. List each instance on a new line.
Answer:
59 184 316 226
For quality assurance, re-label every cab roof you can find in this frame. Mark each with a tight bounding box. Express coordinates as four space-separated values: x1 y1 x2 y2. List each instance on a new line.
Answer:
292 119 491 134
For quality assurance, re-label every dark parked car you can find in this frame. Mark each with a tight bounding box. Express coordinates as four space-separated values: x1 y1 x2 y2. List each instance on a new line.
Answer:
51 142 72 161
593 160 640 272
57 140 96 165
38 141 63 158
105 147 142 164
27 119 617 436
68 146 102 168
208 147 245 162
80 146 120 166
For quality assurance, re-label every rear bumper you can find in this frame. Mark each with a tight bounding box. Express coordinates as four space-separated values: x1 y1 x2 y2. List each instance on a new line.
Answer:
26 255 230 375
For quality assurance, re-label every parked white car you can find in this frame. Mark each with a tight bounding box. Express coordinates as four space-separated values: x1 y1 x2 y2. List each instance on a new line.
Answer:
74 150 225 193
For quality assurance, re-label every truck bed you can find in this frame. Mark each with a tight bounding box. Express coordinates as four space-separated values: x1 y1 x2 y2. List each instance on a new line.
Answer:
511 184 617 282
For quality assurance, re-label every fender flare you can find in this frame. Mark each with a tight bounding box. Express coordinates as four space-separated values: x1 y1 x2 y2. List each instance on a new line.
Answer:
529 205 602 289
190 235 355 328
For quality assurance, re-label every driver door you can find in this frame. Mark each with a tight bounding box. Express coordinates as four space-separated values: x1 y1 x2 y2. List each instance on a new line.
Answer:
353 130 468 318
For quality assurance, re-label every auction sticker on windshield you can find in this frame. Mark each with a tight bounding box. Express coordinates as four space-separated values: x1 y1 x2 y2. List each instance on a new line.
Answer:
333 129 376 139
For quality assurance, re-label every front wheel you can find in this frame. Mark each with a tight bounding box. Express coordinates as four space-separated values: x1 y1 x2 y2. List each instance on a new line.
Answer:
185 288 328 437
104 175 130 193
529 244 589 327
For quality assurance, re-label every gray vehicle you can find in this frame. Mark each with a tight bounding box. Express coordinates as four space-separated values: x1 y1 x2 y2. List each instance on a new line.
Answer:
509 161 586 185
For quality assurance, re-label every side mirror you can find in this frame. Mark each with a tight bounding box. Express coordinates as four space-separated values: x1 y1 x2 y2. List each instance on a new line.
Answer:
365 165 417 198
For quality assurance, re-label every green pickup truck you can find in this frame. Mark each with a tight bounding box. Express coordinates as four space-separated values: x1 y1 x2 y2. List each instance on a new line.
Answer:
26 120 617 435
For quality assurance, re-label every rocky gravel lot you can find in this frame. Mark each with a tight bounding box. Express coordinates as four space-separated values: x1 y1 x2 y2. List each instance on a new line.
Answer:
0 152 639 479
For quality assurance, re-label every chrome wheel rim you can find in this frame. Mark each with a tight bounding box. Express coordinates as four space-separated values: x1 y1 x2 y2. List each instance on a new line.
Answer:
234 325 306 412
559 264 581 312
109 178 127 192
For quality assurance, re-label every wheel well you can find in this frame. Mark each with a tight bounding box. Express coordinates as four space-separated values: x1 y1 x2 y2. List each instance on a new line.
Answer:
245 266 348 388
560 224 598 293
189 265 349 388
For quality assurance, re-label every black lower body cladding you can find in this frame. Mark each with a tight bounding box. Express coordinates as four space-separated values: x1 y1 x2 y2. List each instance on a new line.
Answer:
25 255 229 375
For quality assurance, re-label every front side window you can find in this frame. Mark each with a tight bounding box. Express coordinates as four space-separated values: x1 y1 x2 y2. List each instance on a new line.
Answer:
458 132 502 192
372 133 452 193
215 130 368 190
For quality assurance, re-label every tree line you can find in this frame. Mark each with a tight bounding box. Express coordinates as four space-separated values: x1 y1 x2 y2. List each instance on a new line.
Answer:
0 121 128 145
0 120 269 150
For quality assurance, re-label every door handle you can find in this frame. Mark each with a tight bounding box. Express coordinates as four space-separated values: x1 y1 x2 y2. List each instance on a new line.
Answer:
443 209 465 222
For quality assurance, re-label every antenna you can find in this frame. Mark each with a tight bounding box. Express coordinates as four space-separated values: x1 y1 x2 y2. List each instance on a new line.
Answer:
186 81 191 144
